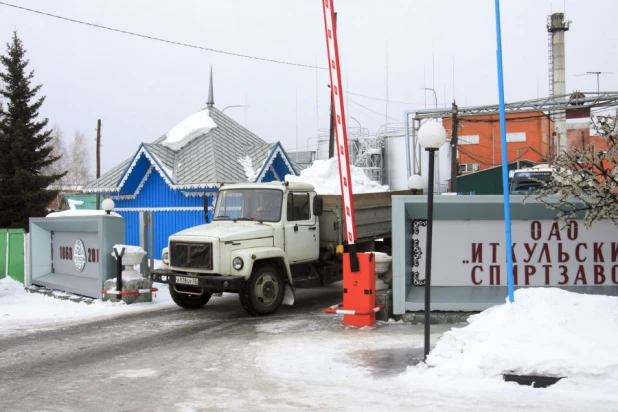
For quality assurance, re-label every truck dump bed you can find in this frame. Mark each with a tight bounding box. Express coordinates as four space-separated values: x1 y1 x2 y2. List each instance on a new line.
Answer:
319 190 408 248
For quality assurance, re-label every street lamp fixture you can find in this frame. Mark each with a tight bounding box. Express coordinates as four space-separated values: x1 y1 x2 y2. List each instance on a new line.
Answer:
102 198 115 215
417 121 447 361
407 174 423 195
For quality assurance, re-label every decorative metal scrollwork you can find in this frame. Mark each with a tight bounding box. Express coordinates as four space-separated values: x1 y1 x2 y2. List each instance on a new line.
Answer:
412 220 427 286
413 220 427 235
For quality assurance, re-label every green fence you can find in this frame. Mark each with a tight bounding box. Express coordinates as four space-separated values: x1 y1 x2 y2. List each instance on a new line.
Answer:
0 229 25 284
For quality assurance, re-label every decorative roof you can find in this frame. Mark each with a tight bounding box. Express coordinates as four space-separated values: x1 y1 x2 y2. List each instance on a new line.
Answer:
84 107 298 194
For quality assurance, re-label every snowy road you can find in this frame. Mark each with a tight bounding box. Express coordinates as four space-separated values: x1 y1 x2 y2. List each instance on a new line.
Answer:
1 284 616 411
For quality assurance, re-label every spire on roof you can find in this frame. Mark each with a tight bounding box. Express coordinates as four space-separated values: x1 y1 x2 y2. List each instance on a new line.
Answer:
206 66 214 108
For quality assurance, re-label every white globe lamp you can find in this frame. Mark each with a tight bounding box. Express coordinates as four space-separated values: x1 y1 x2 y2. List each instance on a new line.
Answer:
102 198 115 215
407 174 423 194
418 122 447 149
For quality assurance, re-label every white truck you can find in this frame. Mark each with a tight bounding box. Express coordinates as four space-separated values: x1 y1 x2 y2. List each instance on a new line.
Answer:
151 181 402 316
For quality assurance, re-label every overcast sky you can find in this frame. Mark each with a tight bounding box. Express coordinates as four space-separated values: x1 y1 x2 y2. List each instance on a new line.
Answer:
1 0 616 174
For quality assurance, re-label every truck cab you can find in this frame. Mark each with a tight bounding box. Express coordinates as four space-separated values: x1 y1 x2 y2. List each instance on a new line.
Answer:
510 167 554 194
151 181 325 316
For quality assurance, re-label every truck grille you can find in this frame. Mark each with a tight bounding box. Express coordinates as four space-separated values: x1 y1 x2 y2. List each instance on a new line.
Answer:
170 241 213 269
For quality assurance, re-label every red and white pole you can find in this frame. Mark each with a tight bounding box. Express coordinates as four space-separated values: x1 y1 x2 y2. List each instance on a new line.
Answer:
321 0 359 271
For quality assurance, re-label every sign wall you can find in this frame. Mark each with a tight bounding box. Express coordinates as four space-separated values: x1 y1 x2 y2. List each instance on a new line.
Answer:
413 219 618 287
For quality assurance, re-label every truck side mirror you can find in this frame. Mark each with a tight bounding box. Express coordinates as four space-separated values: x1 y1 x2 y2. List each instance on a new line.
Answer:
204 195 211 223
313 195 323 217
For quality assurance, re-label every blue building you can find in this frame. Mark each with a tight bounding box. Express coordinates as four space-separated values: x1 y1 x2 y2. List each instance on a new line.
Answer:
85 73 298 258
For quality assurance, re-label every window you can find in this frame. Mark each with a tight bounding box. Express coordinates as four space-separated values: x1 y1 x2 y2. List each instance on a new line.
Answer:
542 133 548 144
287 192 310 221
506 132 526 143
459 135 479 145
214 189 283 222
458 163 480 173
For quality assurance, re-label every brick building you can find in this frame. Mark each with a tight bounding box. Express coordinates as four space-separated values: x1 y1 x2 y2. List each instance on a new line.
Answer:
441 112 554 174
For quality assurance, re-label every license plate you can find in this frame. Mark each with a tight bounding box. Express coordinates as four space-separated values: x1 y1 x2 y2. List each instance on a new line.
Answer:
176 276 198 285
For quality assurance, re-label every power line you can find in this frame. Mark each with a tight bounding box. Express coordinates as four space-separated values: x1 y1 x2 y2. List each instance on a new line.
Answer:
348 98 399 122
345 104 384 125
2 1 446 109
346 90 424 105
0 1 326 70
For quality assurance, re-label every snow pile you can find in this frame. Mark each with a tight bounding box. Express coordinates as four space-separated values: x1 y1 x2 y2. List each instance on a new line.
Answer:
47 210 122 218
285 157 389 194
238 155 259 182
422 288 618 379
0 275 173 334
67 199 84 210
112 245 145 255
162 109 217 151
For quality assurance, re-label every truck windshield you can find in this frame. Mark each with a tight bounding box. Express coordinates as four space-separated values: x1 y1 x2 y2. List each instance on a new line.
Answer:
510 181 543 194
213 189 283 222
510 171 552 194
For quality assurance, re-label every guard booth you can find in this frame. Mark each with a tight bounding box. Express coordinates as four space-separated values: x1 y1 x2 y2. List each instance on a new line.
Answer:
29 213 125 298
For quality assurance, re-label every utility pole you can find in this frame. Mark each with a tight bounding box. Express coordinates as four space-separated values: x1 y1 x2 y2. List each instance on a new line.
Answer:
328 12 337 159
95 119 101 210
449 101 459 193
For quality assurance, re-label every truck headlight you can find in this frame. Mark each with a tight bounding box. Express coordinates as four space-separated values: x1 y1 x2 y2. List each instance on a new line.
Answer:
162 251 169 265
232 257 244 270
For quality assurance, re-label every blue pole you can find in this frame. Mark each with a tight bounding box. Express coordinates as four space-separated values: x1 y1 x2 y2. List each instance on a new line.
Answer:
494 0 515 303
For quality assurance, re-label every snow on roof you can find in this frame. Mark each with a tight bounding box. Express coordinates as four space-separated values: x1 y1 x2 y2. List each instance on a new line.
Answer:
162 109 217 152
238 155 259 182
285 157 389 194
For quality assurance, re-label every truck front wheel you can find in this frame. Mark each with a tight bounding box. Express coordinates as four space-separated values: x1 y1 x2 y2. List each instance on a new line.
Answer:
239 263 284 316
170 286 212 309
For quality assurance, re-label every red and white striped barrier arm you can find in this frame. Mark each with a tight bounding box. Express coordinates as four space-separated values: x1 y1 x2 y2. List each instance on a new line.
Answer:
101 288 158 296
322 0 357 245
324 302 385 315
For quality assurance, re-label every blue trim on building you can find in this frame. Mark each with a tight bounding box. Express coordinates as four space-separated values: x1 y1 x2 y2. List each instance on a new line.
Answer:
272 153 291 181
276 142 299 176
116 145 147 191
142 145 173 183
261 169 275 182
114 172 203 209
120 155 151 195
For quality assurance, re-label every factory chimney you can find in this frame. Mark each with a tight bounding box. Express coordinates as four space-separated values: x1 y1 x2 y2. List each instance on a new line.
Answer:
547 13 570 155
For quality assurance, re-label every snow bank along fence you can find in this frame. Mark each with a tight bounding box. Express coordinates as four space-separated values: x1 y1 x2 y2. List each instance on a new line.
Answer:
0 229 25 283
391 195 618 314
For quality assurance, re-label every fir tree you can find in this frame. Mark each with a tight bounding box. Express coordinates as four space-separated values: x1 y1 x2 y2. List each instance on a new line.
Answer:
0 31 66 230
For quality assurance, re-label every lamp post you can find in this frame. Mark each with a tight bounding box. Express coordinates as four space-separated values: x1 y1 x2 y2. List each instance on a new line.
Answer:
423 88 438 109
417 121 447 361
